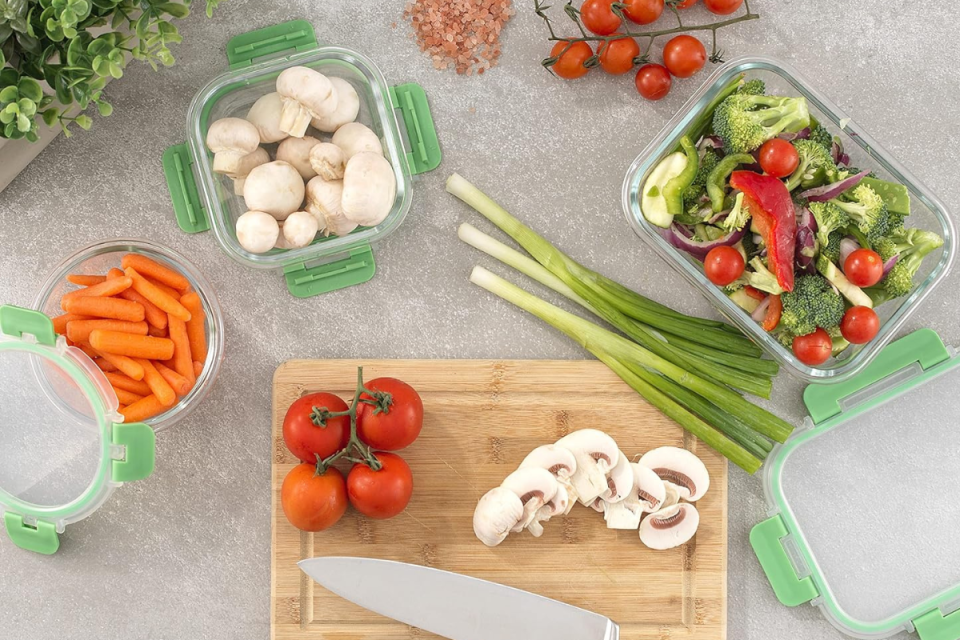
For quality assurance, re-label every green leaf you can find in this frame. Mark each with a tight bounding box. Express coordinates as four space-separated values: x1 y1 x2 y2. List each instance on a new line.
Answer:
42 107 59 126
157 2 189 18
87 38 113 56
157 48 173 66
0 68 19 87
25 129 38 142
134 10 150 38
16 111 31 132
92 55 109 76
55 73 72 104
6 121 22 138
108 62 122 78
18 98 37 116
107 49 123 65
39 95 54 108
17 77 43 102
0 49 5 67
0 109 15 124
0 85 19 103
96 100 112 116
66 35 84 64
75 113 91 129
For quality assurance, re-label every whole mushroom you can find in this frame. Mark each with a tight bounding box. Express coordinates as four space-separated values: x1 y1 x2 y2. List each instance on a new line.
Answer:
276 66 337 138
243 161 305 221
305 176 356 237
206 117 260 175
341 151 397 227
331 122 383 160
311 77 361 133
281 211 320 249
246 92 288 144
236 211 280 254
230 147 270 196
473 487 523 547
277 136 321 180
638 447 710 502
309 143 347 181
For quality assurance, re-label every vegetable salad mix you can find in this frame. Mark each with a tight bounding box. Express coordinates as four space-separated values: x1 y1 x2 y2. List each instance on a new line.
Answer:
642 74 943 366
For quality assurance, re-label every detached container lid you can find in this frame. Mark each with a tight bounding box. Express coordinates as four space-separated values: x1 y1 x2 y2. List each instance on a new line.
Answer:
0 306 155 555
752 328 960 640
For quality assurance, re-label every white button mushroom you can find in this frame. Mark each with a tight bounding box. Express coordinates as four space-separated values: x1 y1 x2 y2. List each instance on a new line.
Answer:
277 136 321 180
230 147 270 196
245 92 288 144
340 151 397 227
528 484 569 537
206 117 261 176
555 429 620 506
236 210 280 254
500 467 558 533
632 462 667 513
311 77 361 133
242 161 306 221
639 503 700 550
331 122 383 160
309 142 347 181
603 463 666 530
660 481 680 510
276 66 337 138
281 211 319 249
519 444 579 510
473 487 523 548
600 451 634 504
638 446 710 502
304 176 356 237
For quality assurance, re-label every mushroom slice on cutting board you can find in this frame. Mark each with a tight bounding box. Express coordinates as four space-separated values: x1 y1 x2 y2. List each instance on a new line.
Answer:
638 446 710 502
632 463 667 513
604 461 665 530
639 503 700 550
661 481 680 510
527 485 569 538
500 468 558 533
555 429 619 507
600 451 633 504
473 488 523 547
519 445 578 508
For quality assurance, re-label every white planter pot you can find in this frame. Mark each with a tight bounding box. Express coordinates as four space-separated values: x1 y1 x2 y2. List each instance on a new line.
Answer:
0 125 63 193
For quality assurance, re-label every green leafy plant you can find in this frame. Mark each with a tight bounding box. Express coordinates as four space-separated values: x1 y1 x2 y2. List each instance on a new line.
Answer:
0 0 224 141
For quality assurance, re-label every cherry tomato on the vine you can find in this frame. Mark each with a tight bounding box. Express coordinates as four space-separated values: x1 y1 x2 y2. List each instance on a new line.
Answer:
347 453 414 519
793 328 833 366
357 377 424 450
704 246 745 286
550 40 593 79
840 306 880 344
662 35 706 78
282 392 350 464
758 139 800 178
599 36 640 75
580 0 622 36
844 248 884 288
281 464 348 532
704 0 743 14
622 0 664 24
635 63 672 100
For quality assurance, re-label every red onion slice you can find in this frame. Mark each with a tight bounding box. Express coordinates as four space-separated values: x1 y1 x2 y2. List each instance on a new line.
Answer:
751 295 772 322
839 237 860 264
799 170 871 202
659 223 746 261
778 127 811 142
883 254 899 276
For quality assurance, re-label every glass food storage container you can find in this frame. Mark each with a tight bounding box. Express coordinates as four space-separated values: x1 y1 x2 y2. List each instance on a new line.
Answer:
622 56 955 383
751 329 960 640
163 20 441 298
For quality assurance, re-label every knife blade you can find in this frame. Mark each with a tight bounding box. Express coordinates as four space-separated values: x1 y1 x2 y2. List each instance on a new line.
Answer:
299 556 620 640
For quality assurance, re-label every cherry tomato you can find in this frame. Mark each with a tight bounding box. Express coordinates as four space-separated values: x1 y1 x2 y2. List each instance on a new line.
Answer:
704 0 743 14
758 138 800 178
281 464 348 532
841 306 880 344
599 36 640 75
550 40 593 79
282 392 350 464
347 453 414 519
792 328 832 366
635 64 672 100
762 294 782 332
622 0 663 24
675 0 698 7
844 248 884 287
580 0 622 35
704 246 745 286
662 35 706 78
357 377 424 450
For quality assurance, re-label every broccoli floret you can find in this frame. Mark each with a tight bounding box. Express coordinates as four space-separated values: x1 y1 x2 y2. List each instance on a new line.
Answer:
779 274 845 336
872 236 898 262
808 125 833 152
721 192 750 232
737 78 766 96
739 230 759 258
808 201 850 249
821 230 844 263
743 256 785 295
832 184 885 234
770 326 797 348
785 139 838 191
712 93 811 154
878 228 945 299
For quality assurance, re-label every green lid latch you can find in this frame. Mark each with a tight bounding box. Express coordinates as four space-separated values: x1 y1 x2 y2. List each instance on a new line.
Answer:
0 305 56 347
111 422 156 483
162 143 209 234
915 606 960 640
226 19 318 69
389 83 441 175
4 513 59 555
283 246 376 298
750 514 819 607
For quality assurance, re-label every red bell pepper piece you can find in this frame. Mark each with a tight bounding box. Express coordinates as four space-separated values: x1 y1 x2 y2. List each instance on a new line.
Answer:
729 171 796 292
762 294 782 331
743 285 766 301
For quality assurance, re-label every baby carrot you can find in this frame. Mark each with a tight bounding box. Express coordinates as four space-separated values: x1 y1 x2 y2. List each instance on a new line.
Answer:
67 274 106 286
193 360 203 377
154 362 191 397
106 268 125 279
148 325 168 337
118 287 167 330
121 395 166 423
121 254 191 292
168 315 196 387
60 276 133 309
113 387 144 406
66 319 148 344
90 330 175 360
52 313 91 335
97 358 119 373
95 349 144 381
64 296 145 322
145 277 182 299
135 358 176 407
180 292 207 363
75 342 99 359
105 372 151 395
125 267 191 322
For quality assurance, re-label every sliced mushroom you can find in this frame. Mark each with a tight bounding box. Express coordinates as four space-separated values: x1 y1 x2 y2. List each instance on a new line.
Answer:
638 447 710 502
311 77 360 133
632 463 667 513
246 92 288 144
661 481 680 510
277 136 321 180
206 117 260 176
519 444 578 508
340 151 396 227
276 66 337 138
473 487 523 547
243 161 305 221
527 484 569 538
603 493 642 530
600 451 634 504
555 429 619 506
304 176 356 237
500 468 558 533
231 147 270 196
588 497 605 513
639 503 700 550
331 122 383 160
309 142 346 181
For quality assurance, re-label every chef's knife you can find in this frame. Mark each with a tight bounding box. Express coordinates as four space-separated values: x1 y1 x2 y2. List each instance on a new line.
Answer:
299 556 619 640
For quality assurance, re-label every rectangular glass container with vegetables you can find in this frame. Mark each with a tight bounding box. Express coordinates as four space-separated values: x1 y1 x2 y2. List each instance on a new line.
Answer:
622 56 955 383
163 21 440 298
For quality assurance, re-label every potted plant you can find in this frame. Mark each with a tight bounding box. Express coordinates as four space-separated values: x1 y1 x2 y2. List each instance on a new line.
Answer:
0 0 224 191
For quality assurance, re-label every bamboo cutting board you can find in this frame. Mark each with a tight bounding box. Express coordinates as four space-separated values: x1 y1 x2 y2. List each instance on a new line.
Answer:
272 360 727 640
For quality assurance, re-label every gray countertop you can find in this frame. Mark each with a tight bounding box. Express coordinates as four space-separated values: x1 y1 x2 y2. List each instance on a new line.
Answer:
1 1 958 638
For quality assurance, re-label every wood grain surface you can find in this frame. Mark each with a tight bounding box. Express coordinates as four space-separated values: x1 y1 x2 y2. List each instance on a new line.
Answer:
272 359 727 640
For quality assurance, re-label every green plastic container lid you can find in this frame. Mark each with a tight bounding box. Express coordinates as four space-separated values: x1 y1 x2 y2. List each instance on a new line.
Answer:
752 328 960 640
0 306 155 555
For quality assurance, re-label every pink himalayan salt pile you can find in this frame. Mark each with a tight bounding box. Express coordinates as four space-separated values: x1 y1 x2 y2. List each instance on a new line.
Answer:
404 0 514 75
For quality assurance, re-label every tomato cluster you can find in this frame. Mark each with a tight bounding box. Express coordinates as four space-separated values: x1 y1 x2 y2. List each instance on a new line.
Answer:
549 0 743 100
280 374 423 532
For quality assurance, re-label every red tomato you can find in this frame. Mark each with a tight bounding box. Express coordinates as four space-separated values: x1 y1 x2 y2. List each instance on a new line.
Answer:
282 392 350 464
281 464 348 532
635 64 672 100
704 0 743 14
357 377 424 450
622 0 663 24
347 453 414 519
758 139 800 178
762 294 782 331
793 328 832 366
704 246 745 286
599 36 640 75
841 306 880 344
844 248 884 287
675 0 698 7
580 0 622 35
550 40 593 79
662 35 706 78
